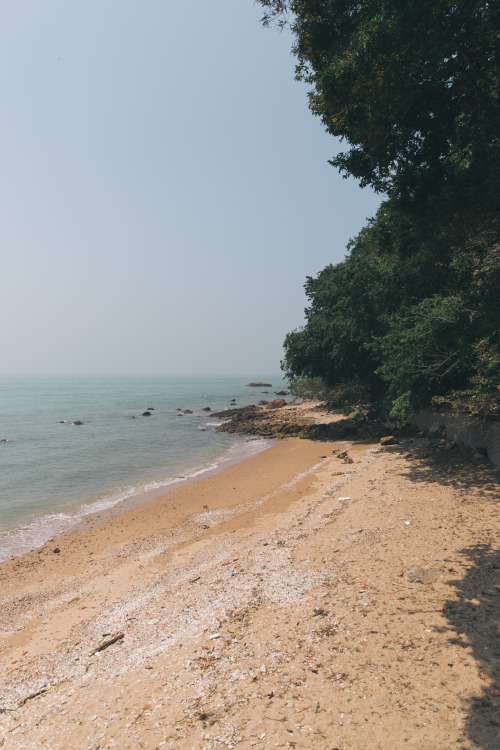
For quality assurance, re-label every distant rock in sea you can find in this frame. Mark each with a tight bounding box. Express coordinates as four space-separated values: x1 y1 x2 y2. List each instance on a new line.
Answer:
142 411 152 416
247 381 272 387
73 420 84 425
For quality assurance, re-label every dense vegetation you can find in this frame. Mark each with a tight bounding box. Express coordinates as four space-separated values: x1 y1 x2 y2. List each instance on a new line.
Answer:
259 0 500 419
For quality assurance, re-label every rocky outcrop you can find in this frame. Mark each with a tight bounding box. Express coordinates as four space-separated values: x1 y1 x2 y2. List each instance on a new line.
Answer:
247 382 272 387
265 398 286 410
213 402 402 442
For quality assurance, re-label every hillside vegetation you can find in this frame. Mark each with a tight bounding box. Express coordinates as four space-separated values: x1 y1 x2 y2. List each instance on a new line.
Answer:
259 0 500 419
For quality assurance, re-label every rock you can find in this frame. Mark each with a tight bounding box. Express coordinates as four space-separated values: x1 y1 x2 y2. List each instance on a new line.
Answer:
176 408 183 411
247 382 272 387
53 548 60 554
258 400 269 405
142 411 151 416
265 398 286 410
73 420 84 425
183 409 193 414
404 566 444 584
275 390 289 396
380 435 397 445
202 407 211 411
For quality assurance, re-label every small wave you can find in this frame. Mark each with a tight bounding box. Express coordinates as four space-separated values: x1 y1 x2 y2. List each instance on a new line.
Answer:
0 435 272 562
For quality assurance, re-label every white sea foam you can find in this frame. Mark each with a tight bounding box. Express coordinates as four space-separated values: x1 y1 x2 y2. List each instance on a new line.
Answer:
0 435 271 562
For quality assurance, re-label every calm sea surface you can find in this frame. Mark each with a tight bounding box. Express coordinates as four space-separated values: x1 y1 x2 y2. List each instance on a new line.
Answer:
0 375 286 561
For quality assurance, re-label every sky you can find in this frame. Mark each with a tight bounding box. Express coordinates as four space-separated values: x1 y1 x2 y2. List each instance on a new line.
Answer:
1 0 381 376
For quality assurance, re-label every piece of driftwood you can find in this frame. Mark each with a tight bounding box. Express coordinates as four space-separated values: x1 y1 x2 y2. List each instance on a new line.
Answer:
19 684 51 706
89 632 124 655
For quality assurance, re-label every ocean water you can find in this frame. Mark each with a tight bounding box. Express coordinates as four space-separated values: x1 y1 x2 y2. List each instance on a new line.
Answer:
0 375 287 561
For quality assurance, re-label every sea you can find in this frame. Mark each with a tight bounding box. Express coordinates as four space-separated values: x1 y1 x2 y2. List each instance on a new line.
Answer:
0 375 287 562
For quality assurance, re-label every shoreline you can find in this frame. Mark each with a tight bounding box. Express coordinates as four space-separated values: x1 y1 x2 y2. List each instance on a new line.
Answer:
0 433 273 563
1 405 499 749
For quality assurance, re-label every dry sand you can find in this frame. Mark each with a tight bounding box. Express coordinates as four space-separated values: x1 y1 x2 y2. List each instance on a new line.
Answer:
0 418 499 749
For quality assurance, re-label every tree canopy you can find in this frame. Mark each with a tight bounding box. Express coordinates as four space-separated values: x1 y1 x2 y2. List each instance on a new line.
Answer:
259 1 500 415
259 1 499 204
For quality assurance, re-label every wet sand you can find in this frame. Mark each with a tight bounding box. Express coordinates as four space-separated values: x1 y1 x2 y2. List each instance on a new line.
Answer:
0 425 499 749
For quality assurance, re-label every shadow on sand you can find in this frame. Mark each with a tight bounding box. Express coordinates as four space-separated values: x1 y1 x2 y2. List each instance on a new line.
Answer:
382 440 500 748
442 544 500 749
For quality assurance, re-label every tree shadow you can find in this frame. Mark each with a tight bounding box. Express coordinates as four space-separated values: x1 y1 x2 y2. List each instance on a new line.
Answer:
386 440 500 496
382 440 500 748
442 543 500 749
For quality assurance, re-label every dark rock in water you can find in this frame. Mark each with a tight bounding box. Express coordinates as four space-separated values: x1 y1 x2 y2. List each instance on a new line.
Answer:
275 391 289 396
202 407 211 412
58 421 67 423
183 409 193 414
142 411 152 416
247 382 272 387
265 398 286 410
73 420 84 425
0 438 8 442
258 400 269 405
147 407 155 410
176 408 183 411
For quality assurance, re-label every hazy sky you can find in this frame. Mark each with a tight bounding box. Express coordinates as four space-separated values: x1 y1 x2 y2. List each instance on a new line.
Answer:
1 0 381 376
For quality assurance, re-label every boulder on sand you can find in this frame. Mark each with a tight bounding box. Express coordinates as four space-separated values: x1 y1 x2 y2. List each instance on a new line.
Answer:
265 398 286 410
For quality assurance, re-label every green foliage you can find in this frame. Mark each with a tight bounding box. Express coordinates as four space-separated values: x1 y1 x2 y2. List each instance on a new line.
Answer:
389 392 413 427
287 376 329 399
259 0 500 414
259 1 500 208
340 400 354 417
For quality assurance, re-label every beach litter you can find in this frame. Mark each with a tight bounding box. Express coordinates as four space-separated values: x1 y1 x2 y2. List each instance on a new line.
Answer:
19 684 51 706
89 632 124 656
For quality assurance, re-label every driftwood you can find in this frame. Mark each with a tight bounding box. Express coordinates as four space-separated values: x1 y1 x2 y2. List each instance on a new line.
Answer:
89 632 124 656
19 684 51 706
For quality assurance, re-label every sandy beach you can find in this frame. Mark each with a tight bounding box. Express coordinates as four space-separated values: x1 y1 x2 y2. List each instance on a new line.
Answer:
1 406 499 749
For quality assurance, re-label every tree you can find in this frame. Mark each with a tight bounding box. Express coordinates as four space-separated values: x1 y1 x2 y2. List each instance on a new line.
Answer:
259 1 500 212
260 1 500 412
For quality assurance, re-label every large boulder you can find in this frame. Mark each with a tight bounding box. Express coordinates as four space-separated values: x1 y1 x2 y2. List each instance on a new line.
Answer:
265 398 286 410
247 381 272 387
